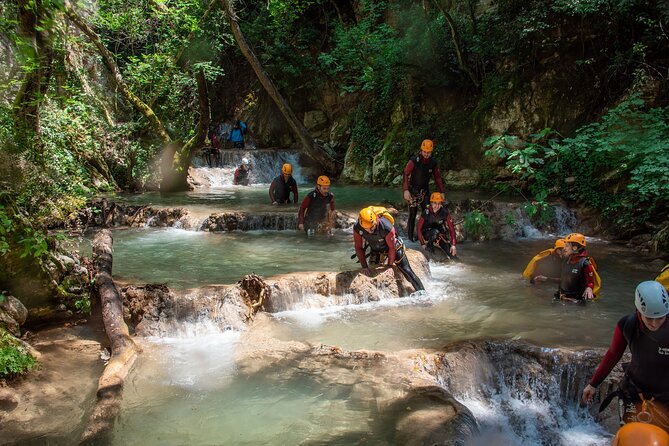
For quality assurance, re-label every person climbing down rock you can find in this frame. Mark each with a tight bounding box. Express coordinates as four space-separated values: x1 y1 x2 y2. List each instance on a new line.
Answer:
556 232 601 302
523 239 567 284
582 281 669 433
353 206 424 292
298 175 335 236
417 192 457 259
234 158 252 186
403 139 445 242
269 163 298 205
227 119 247 149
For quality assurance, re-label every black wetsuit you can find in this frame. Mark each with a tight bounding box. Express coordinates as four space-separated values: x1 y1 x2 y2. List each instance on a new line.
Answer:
559 255 593 300
353 217 424 292
270 175 298 204
299 190 334 232
419 206 455 258
405 155 439 241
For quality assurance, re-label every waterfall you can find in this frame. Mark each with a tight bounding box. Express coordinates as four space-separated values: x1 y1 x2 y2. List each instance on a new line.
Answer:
190 149 305 187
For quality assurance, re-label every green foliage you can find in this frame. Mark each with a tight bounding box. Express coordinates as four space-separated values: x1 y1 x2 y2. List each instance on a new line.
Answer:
464 210 492 239
484 96 669 231
74 296 91 314
0 330 36 380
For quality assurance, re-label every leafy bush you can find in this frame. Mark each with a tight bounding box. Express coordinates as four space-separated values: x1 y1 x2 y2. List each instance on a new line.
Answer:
0 330 36 380
464 210 492 239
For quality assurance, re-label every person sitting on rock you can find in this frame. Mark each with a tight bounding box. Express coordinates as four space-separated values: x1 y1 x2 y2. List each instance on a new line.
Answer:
234 158 252 186
417 192 457 259
556 233 600 302
353 206 424 292
403 139 446 242
269 163 298 205
582 281 669 433
523 238 567 284
227 119 247 149
298 175 334 236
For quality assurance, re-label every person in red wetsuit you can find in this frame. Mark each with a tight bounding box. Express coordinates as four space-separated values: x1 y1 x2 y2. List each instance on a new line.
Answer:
417 192 457 259
353 206 424 292
582 281 669 432
557 232 595 301
233 158 252 185
298 175 335 235
402 139 445 242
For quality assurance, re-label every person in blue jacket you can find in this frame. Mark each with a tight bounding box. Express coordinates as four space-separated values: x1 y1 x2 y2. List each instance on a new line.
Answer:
228 120 247 149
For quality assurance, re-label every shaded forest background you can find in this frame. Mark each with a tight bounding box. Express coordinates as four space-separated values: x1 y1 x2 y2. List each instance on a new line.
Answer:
0 0 668 315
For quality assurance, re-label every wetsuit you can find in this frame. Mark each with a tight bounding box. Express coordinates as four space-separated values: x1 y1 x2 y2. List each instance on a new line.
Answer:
269 175 298 204
417 206 456 258
353 216 424 292
234 166 250 185
589 313 669 429
558 251 594 300
227 121 247 149
298 189 335 233
403 154 445 241
530 252 562 283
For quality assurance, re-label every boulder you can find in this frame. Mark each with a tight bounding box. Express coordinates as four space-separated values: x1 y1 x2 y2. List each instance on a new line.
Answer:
0 295 28 326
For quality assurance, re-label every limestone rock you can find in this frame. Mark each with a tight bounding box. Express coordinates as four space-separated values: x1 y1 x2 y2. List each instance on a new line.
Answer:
0 295 28 326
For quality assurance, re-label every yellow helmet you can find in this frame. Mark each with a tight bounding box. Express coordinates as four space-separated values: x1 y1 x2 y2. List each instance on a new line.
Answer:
358 207 376 229
421 139 434 152
565 233 586 247
613 422 669 446
554 239 566 249
282 163 292 175
317 175 330 186
430 192 443 203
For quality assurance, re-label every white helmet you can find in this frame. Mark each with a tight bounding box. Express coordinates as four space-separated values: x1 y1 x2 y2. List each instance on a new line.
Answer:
635 281 669 318
241 157 250 165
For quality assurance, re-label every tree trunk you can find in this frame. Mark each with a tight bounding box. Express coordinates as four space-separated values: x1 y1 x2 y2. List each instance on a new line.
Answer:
160 69 211 192
65 5 172 145
432 0 480 89
82 229 139 443
221 0 341 174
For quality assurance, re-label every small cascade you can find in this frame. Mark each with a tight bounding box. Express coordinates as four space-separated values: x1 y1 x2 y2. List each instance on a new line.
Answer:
553 205 578 235
422 341 611 445
190 149 305 187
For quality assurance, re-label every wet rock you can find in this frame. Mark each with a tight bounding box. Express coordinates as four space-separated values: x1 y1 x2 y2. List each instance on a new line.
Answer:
121 284 176 335
0 310 20 336
443 169 481 189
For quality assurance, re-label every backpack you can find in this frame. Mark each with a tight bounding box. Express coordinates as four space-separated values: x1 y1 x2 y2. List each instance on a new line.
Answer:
656 264 669 290
522 248 554 280
368 206 395 226
588 256 602 300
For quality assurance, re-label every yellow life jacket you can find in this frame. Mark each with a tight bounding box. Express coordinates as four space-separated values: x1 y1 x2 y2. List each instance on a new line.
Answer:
588 256 602 300
522 248 554 280
656 264 669 291
368 206 395 226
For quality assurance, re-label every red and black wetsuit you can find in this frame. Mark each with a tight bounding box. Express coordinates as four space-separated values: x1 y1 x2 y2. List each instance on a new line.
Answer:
269 175 298 204
298 189 335 232
353 216 424 292
558 251 595 300
403 154 445 241
590 312 669 402
234 166 250 185
417 205 456 257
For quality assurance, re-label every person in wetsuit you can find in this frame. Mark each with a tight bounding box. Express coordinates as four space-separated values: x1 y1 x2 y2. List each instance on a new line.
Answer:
353 206 424 292
417 192 457 259
298 175 335 235
582 281 669 432
557 232 595 301
269 163 298 205
233 158 252 185
403 139 445 242
523 238 567 284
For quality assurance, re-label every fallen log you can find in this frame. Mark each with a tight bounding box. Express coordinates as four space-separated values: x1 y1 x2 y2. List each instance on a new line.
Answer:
81 229 140 444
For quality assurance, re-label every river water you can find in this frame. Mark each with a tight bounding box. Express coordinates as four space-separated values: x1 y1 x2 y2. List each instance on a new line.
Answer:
81 158 662 445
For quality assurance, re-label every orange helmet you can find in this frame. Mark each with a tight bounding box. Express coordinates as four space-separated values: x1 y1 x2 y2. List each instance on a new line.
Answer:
564 233 586 247
317 175 330 186
613 422 669 446
554 239 566 249
358 207 376 229
430 192 443 203
421 139 434 152
282 163 292 175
